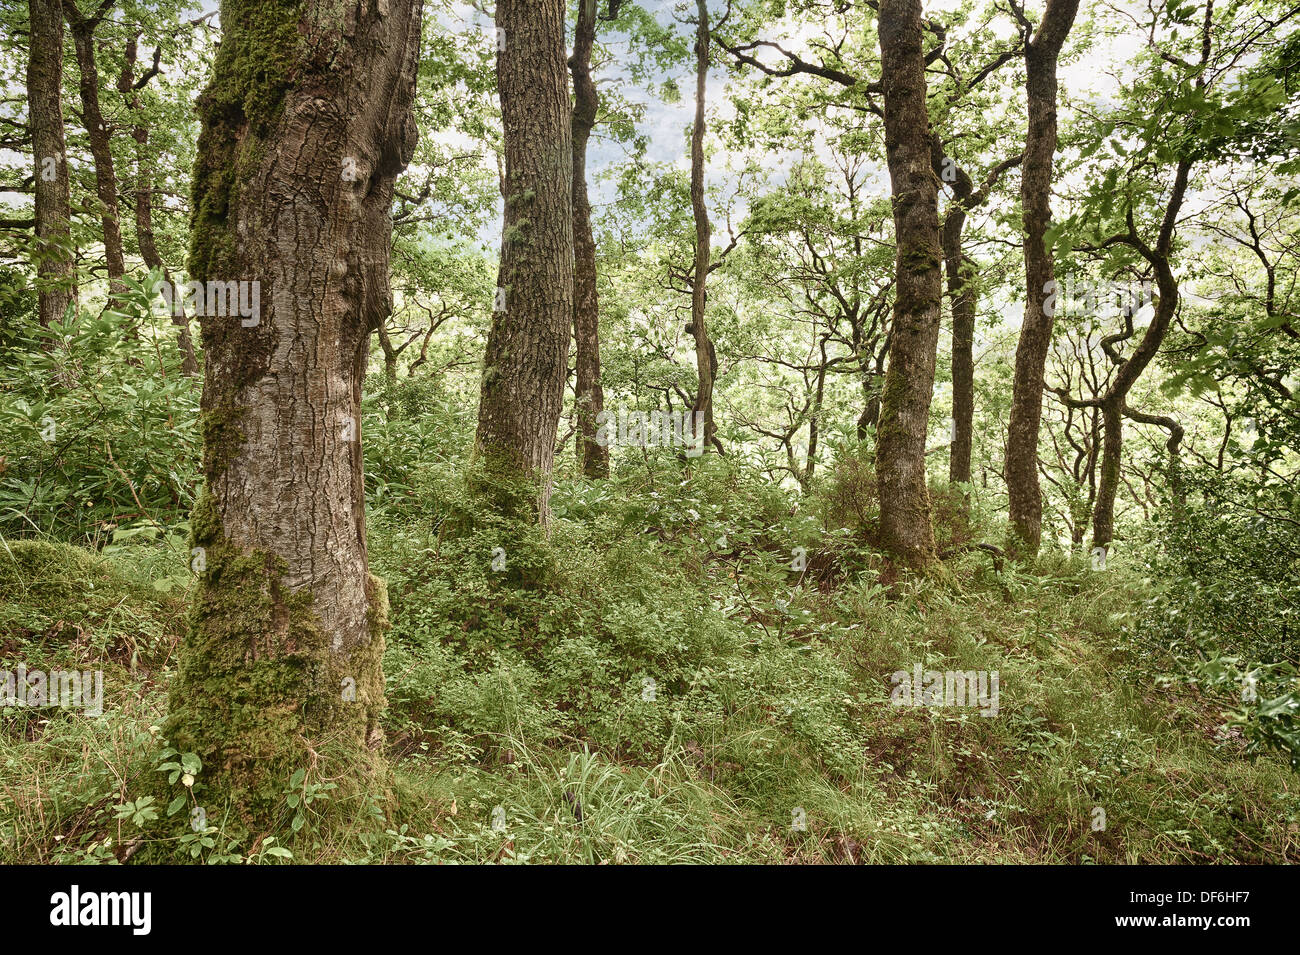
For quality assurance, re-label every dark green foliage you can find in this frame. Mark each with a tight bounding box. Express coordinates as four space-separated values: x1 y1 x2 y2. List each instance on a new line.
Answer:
0 280 200 543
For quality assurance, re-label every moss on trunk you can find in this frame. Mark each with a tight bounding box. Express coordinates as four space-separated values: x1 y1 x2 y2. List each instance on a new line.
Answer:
165 498 388 823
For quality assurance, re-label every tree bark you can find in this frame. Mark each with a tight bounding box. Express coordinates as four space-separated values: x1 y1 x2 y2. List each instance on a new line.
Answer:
165 0 422 823
689 0 720 454
875 0 942 567
942 169 974 486
28 0 75 327
1004 0 1079 557
66 1 128 299
474 0 574 521
570 0 608 477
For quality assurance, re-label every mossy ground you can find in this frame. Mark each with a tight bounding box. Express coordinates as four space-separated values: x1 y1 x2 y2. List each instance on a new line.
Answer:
1 460 1296 863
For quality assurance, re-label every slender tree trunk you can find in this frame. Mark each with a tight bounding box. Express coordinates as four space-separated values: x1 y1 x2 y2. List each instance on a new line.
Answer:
570 0 608 477
377 322 399 385
857 339 888 441
1089 156 1191 549
1004 0 1079 556
1091 399 1123 550
28 0 75 327
875 0 942 567
689 0 720 453
1088 4 1208 546
474 0 574 521
120 36 199 375
805 336 829 487
67 3 127 299
165 0 422 824
1123 402 1184 516
943 174 974 486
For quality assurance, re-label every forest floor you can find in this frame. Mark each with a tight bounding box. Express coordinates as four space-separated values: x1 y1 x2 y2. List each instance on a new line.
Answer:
2 462 1296 864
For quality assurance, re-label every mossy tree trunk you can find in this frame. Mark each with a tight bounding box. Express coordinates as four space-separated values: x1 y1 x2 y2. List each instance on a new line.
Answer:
688 0 720 454
165 0 422 825
474 0 574 521
1004 0 1079 557
570 0 610 478
874 0 942 567
28 0 75 328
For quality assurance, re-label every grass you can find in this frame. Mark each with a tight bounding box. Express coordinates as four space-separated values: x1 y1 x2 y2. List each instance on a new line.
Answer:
1 469 1296 865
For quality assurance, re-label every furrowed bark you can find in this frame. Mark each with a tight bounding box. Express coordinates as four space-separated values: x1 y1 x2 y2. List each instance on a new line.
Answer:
165 0 422 824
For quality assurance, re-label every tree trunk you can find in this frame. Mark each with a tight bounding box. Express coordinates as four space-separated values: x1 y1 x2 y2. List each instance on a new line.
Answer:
875 0 942 567
120 36 199 375
1091 399 1123 552
28 0 75 327
1004 0 1079 557
164 0 422 824
943 173 974 486
474 0 574 521
689 0 720 454
1088 155 1191 548
67 3 128 299
377 321 399 385
806 337 828 487
570 0 608 477
1123 402 1184 517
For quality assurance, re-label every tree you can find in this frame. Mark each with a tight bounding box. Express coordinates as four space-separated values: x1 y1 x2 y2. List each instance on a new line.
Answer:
27 0 75 327
164 0 423 823
934 144 1021 489
473 0 574 521
1057 0 1266 551
66 0 128 301
875 0 944 566
1003 0 1080 557
688 0 721 454
570 0 618 477
120 31 199 374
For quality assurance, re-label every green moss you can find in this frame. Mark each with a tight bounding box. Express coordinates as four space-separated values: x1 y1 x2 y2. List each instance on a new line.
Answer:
188 0 304 281
198 403 246 481
165 497 389 827
0 540 183 656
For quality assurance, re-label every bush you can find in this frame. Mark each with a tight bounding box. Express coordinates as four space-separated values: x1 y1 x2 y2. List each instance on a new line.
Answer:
0 284 200 543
